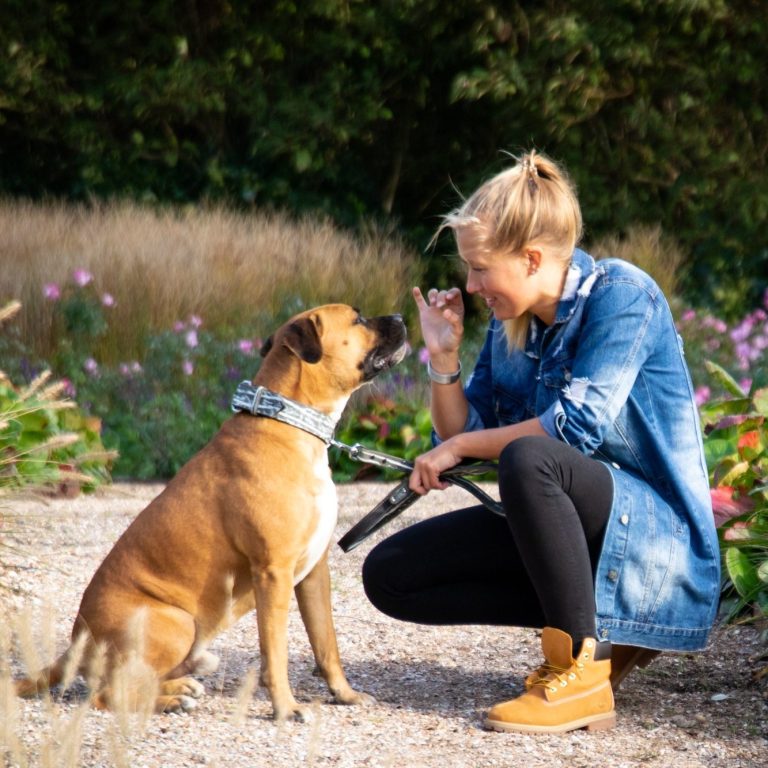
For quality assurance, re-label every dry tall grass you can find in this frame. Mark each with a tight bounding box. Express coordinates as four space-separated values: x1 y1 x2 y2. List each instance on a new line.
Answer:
0 200 419 363
589 223 686 302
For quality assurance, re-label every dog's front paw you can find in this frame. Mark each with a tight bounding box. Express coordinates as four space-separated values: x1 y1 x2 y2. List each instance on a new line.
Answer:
332 688 376 707
272 702 314 723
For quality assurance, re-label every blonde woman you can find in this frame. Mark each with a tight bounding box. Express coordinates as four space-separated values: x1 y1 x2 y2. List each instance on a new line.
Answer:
362 151 719 733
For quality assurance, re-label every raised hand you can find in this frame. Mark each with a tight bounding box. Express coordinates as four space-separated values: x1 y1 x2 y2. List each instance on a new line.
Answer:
412 286 465 359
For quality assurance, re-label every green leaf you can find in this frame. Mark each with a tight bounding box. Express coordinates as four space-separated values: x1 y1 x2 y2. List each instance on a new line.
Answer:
725 546 761 600
705 360 747 397
753 388 768 416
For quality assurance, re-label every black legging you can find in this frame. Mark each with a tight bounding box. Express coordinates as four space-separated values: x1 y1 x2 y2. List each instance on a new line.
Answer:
362 435 614 648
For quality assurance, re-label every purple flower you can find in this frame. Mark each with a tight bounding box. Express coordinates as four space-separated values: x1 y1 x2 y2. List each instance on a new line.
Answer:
185 329 198 348
189 314 203 328
173 320 185 332
83 357 99 375
418 346 430 365
740 378 753 393
73 268 93 287
238 339 255 354
101 292 116 307
182 359 194 376
43 283 61 301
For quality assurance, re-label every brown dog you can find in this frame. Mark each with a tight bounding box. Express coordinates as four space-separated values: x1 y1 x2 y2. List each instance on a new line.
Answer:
16 304 407 720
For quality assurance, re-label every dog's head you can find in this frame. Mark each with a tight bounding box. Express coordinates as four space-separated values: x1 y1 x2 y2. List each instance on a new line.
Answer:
258 304 407 407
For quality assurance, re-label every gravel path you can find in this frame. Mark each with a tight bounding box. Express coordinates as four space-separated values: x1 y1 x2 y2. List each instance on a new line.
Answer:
2 482 767 767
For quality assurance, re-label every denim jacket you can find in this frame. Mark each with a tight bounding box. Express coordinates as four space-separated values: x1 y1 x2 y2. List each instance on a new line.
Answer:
462 249 719 651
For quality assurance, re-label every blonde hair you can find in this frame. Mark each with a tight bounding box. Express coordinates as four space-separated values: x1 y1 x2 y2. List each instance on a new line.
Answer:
437 150 583 348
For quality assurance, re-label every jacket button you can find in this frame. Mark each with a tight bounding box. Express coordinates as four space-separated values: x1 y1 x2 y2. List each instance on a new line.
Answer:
611 462 620 469
608 569 619 581
620 514 629 525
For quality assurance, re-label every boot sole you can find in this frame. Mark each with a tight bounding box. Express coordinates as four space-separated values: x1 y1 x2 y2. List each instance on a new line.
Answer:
484 710 617 734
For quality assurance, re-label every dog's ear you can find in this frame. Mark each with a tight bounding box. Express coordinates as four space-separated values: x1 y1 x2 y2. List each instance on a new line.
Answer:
282 317 322 363
260 335 274 358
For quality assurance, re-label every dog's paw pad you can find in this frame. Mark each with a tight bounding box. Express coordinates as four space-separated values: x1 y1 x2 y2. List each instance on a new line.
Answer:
177 695 198 712
182 679 205 698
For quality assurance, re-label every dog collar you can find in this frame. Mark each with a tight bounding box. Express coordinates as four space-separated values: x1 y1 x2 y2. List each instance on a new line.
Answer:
231 381 337 444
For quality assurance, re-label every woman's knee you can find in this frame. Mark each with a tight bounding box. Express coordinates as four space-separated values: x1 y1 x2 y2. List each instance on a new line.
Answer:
499 435 557 487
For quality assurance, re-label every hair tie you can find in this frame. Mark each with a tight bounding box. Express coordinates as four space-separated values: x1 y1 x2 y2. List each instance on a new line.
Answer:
522 154 539 195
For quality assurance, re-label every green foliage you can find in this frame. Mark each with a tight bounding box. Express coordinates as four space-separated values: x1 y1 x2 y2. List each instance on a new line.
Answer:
0 301 113 497
0 2 765 311
702 363 768 629
331 395 434 482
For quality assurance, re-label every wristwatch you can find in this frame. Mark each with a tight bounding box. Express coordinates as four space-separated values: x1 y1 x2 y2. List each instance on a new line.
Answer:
427 359 462 385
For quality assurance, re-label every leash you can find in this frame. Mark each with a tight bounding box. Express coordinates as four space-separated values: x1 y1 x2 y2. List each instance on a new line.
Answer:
331 439 503 553
230 381 503 553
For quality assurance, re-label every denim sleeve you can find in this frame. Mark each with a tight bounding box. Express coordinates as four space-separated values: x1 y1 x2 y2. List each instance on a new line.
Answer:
539 278 661 452
432 322 496 445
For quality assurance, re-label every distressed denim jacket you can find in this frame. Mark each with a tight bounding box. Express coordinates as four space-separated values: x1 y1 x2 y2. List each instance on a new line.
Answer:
463 248 720 651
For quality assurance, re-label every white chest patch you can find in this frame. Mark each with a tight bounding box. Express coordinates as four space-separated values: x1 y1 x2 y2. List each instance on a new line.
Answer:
293 456 338 586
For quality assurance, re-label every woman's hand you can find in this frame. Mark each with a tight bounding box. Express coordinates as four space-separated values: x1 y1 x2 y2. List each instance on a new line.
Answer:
408 439 463 495
412 286 465 360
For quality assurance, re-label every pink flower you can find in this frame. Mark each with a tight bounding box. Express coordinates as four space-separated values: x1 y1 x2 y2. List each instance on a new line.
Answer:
710 486 754 528
101 292 116 307
73 268 93 287
189 314 203 328
694 385 711 406
43 283 61 301
418 346 430 365
182 359 194 376
238 339 255 354
173 321 185 332
61 378 76 397
680 309 696 323
185 329 198 348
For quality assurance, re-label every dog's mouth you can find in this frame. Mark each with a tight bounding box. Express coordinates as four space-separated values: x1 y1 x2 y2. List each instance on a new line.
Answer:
361 315 408 381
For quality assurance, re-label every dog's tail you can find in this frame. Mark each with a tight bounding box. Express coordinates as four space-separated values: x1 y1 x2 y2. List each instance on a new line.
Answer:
15 630 91 699
15 657 66 698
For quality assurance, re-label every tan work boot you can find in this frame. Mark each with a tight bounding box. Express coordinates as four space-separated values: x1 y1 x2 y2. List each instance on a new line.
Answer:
526 642 661 692
485 627 615 734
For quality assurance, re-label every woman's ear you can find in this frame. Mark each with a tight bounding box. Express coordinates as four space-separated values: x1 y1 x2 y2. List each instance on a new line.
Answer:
526 248 542 275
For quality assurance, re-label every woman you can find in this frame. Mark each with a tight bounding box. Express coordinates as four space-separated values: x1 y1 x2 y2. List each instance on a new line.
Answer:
362 151 719 734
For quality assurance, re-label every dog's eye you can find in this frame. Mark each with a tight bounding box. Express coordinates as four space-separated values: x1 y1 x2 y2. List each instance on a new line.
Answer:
353 314 366 326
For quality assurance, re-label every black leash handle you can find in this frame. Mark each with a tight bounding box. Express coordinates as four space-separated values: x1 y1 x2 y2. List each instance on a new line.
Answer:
338 460 502 553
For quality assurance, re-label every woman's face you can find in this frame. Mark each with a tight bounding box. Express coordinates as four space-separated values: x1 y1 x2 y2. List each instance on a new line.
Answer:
456 227 537 322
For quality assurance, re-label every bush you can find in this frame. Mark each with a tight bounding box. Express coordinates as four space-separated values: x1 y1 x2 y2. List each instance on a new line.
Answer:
702 362 768 657
0 302 113 499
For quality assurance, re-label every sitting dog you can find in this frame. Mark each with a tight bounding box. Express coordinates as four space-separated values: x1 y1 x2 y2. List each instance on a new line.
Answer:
16 304 407 720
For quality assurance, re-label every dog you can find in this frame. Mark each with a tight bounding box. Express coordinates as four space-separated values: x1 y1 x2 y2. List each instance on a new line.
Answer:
16 304 407 721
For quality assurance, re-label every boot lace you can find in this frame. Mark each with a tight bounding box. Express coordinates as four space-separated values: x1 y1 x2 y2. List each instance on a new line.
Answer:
534 659 586 693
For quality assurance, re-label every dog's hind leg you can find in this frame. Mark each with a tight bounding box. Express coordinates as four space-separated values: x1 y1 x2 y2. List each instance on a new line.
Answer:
294 554 374 707
96 602 206 714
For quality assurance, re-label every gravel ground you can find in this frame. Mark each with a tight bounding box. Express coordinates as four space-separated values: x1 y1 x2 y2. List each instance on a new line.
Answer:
2 481 768 768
